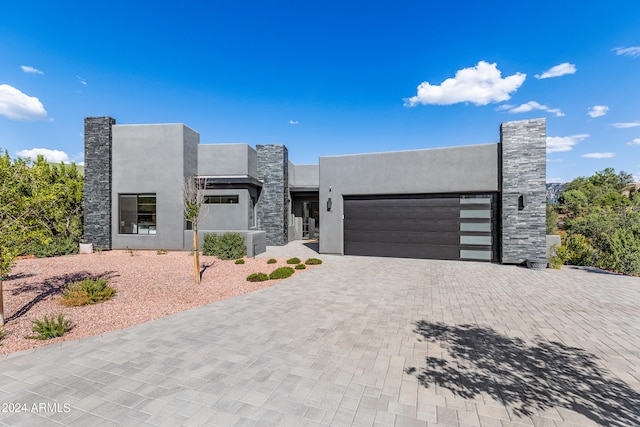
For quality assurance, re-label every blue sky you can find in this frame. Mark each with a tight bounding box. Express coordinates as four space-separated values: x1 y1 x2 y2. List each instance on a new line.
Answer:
1 0 639 183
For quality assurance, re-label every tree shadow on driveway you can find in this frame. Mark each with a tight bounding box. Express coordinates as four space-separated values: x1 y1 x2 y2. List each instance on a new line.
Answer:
405 321 640 427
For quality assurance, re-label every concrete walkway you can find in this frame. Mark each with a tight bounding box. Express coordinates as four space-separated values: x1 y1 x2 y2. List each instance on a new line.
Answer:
1 242 639 426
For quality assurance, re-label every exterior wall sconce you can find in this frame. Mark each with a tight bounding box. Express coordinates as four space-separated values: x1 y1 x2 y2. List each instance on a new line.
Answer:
327 197 332 211
518 194 526 211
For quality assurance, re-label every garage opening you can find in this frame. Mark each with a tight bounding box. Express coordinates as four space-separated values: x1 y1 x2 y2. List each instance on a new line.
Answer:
343 194 498 261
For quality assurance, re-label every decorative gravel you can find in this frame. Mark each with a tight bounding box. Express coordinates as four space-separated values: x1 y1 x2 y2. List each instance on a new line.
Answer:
0 250 318 355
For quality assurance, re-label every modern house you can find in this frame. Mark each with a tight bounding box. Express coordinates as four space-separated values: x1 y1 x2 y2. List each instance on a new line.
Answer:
84 117 546 263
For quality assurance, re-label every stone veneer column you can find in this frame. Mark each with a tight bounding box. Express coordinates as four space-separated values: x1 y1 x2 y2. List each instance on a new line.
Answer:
256 145 289 245
500 118 547 264
84 117 115 249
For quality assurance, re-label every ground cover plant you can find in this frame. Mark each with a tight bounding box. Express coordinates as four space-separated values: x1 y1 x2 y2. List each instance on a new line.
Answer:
60 278 117 307
267 258 277 264
246 272 269 282
269 267 295 279
286 257 301 264
295 264 306 270
25 314 71 340
305 258 323 265
235 259 245 264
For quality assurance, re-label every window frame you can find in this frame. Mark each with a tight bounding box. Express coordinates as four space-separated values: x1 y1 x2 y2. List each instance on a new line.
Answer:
118 193 157 235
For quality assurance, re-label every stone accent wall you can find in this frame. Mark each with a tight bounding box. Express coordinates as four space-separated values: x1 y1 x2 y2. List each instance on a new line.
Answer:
500 118 547 263
84 117 115 249
256 145 289 245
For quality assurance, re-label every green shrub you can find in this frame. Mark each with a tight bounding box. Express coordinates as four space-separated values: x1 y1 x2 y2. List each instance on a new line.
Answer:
267 258 277 264
60 278 116 307
559 234 597 267
156 248 167 255
305 258 323 265
295 263 306 270
247 272 269 282
548 244 563 270
20 236 78 258
286 257 301 265
202 232 247 260
269 267 295 280
25 314 71 340
600 228 640 275
235 259 245 264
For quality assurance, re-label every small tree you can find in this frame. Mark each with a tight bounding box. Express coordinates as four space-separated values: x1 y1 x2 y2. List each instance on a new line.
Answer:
182 176 208 284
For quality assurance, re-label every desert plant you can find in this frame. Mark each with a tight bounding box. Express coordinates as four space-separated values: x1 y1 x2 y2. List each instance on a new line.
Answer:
235 259 245 264
202 232 246 260
0 328 5 343
286 257 301 265
156 248 167 255
125 246 135 256
25 314 71 340
295 263 306 270
305 258 323 265
60 278 116 307
269 267 295 280
267 258 277 264
246 272 269 282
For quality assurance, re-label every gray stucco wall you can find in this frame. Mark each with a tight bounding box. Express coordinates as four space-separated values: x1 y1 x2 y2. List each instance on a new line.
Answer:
84 116 116 249
289 163 319 188
319 143 500 255
199 189 251 230
256 145 289 245
198 144 257 177
111 124 199 250
500 118 547 263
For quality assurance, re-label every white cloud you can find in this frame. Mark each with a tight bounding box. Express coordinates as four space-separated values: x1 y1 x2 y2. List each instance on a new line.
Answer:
547 178 566 183
289 120 299 125
20 65 44 75
582 152 615 159
77 76 87 85
613 46 640 58
612 121 640 128
535 62 576 79
403 61 526 107
587 105 608 118
628 138 640 146
0 84 48 121
17 148 71 163
546 134 589 154
497 101 565 117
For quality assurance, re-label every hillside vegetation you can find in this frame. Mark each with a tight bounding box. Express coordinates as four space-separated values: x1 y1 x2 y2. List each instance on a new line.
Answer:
549 168 640 275
0 149 83 277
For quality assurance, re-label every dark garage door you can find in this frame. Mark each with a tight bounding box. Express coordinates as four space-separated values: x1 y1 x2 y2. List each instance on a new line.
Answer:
343 194 497 261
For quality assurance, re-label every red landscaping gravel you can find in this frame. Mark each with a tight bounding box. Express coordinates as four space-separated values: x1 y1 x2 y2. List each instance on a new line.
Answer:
0 250 318 355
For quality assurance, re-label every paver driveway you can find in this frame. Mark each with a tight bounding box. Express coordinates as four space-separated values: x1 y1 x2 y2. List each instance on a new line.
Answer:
1 246 639 426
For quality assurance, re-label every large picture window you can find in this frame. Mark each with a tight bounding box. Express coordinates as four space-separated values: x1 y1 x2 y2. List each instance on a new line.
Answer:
119 194 156 234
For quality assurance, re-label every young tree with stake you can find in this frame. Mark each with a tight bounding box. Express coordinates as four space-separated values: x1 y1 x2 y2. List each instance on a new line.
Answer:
182 176 208 285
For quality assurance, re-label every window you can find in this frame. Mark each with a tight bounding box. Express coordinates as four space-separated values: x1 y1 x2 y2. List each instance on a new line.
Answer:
204 195 239 204
249 197 256 228
119 194 156 234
